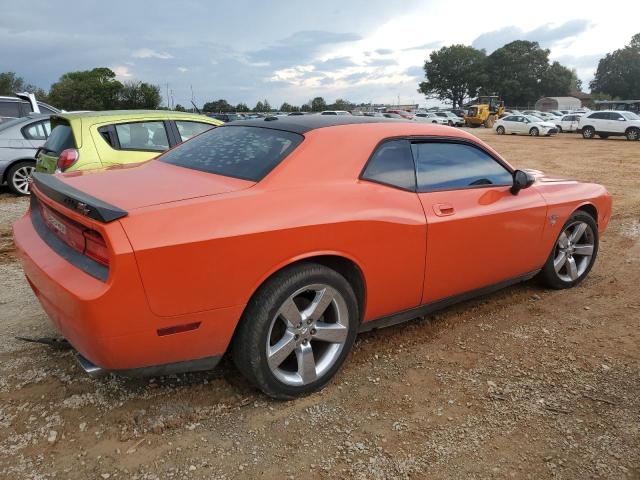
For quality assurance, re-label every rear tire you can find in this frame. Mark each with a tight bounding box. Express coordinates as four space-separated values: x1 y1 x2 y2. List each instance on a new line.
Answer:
7 161 35 196
582 126 595 139
231 263 358 399
626 128 639 141
496 126 505 135
539 211 599 290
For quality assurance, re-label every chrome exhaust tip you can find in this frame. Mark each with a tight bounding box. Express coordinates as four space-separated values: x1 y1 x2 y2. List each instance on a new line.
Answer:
76 354 107 378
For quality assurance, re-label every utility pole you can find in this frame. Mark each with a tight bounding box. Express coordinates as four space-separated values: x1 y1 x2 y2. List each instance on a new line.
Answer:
166 83 169 109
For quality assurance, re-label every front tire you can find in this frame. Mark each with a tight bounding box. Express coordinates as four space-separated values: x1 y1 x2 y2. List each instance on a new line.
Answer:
626 128 639 141
582 126 595 139
539 211 599 289
7 161 35 196
232 263 358 399
529 127 539 136
496 126 505 135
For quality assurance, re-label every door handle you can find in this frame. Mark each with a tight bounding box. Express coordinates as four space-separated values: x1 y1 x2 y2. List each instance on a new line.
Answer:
433 203 455 216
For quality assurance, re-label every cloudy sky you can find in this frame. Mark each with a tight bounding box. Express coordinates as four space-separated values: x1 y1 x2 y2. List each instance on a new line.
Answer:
0 0 637 108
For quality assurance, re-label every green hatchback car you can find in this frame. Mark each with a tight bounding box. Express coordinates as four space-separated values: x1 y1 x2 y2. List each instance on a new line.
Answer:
36 110 222 174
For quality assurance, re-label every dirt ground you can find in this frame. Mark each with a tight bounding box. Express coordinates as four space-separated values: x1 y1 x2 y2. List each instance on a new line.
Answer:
0 130 638 480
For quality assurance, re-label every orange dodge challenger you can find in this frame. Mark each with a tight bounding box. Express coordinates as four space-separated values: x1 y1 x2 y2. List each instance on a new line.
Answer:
13 116 612 398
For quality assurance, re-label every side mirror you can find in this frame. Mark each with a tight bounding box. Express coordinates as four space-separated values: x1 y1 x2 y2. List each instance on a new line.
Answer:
511 169 535 195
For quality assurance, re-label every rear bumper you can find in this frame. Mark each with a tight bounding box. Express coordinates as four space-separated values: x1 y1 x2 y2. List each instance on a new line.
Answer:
12 209 243 374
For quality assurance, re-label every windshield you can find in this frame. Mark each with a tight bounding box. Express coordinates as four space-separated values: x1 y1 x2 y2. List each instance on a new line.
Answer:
159 125 303 181
621 112 640 120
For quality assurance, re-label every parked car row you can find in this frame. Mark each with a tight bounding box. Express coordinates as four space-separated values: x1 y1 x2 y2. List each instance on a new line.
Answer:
491 109 640 141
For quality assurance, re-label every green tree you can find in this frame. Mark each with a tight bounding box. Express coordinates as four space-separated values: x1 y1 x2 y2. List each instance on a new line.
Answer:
0 72 46 98
300 103 311 112
310 96 327 112
330 98 354 111
119 81 162 109
280 102 293 112
236 102 250 112
253 99 271 112
539 61 574 97
484 41 550 106
174 104 186 112
590 33 640 99
203 99 233 112
417 45 486 108
48 67 122 110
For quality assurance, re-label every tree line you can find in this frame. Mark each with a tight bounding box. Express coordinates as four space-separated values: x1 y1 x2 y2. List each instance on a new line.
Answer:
3 33 639 113
418 33 640 108
200 97 355 113
0 68 161 110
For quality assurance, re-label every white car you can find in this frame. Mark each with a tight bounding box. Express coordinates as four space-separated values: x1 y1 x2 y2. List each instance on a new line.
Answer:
494 114 558 136
320 110 351 115
414 112 448 125
578 110 640 140
433 111 464 126
556 114 582 133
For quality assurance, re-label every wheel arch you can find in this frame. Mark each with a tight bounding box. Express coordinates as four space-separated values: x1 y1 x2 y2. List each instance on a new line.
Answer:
2 157 36 184
243 252 367 324
575 202 598 222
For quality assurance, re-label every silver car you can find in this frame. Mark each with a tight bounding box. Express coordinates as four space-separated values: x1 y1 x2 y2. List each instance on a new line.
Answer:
0 114 51 195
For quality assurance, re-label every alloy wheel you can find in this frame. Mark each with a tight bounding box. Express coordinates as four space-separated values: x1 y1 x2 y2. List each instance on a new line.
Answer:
266 284 349 387
11 165 35 195
553 220 595 282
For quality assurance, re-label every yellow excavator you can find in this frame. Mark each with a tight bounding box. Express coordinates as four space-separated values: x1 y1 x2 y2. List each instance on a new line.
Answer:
464 95 505 128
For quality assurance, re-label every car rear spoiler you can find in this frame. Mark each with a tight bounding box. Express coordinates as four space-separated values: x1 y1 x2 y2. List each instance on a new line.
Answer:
32 172 128 223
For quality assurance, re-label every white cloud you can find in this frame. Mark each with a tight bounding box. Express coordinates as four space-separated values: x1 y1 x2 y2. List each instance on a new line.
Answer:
132 48 173 59
112 65 133 78
178 66 188 73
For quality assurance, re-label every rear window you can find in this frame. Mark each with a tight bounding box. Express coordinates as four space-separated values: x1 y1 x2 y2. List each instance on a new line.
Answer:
43 121 75 155
159 125 303 181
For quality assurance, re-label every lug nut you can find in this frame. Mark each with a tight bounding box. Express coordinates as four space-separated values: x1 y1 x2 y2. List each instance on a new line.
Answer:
294 334 300 340
307 318 313 325
302 339 308 345
310 328 317 335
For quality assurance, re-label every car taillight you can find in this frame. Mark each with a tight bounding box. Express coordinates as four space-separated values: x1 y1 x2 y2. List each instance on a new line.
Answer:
56 148 79 172
83 230 109 266
39 202 110 266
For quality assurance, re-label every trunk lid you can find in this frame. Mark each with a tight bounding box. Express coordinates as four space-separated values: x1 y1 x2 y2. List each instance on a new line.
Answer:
52 160 255 211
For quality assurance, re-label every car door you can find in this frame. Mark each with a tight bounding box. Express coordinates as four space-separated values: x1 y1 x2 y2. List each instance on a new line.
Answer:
510 115 526 133
608 112 626 134
412 140 548 303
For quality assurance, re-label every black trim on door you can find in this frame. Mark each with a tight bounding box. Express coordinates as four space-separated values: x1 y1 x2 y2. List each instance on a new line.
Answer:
359 269 540 332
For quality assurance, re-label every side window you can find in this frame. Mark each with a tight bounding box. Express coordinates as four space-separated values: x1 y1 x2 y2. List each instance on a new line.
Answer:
361 139 416 191
37 104 57 114
114 121 169 151
589 112 606 120
22 121 48 140
175 121 214 142
0 101 21 118
412 142 513 192
611 112 624 121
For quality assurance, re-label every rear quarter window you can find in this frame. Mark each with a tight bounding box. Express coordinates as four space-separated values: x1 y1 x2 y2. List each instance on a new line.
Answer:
159 125 303 181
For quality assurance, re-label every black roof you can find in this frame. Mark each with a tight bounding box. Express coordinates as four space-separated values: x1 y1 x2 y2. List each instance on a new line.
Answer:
226 114 407 134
